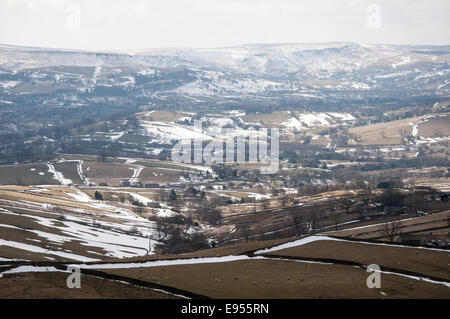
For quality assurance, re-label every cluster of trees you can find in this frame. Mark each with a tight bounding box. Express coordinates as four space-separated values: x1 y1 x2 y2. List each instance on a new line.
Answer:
154 217 210 254
94 191 103 200
285 187 423 239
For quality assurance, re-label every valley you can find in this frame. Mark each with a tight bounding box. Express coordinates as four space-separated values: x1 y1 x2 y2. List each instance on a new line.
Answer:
0 42 449 300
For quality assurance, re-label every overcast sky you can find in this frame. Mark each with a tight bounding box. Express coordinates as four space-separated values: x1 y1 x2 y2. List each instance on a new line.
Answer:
0 0 449 51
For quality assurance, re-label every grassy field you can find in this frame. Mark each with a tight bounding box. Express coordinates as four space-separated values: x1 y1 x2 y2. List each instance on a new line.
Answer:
0 164 58 185
139 110 191 122
270 239 450 280
241 112 291 127
0 156 211 187
1 224 449 298
0 224 106 261
102 258 449 299
116 237 293 262
0 189 99 211
310 135 331 147
82 161 135 186
349 116 423 145
53 161 83 184
417 114 450 137
116 133 151 144
1 257 448 298
326 210 450 240
138 167 184 184
0 272 178 299
136 160 197 172
0 182 448 299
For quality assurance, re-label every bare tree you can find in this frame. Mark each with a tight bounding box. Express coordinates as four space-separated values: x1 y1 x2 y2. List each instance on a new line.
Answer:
380 220 402 242
280 196 291 208
343 197 353 215
133 205 145 217
305 211 318 234
129 225 140 235
333 169 351 190
405 194 426 214
290 212 304 237
97 153 107 162
238 223 252 243
155 218 173 242
331 206 339 230
380 188 405 216
198 209 222 226
361 191 372 215
356 204 365 221
118 193 126 203
262 199 270 210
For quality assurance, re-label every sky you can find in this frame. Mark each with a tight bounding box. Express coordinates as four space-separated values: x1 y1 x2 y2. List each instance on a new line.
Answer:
0 0 449 51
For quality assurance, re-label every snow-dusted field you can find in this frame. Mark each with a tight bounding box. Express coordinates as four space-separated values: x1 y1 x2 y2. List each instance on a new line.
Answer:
0 205 155 261
139 110 356 146
0 185 171 261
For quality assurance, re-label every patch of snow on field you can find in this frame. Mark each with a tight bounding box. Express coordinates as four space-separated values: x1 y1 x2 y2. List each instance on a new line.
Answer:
0 80 20 89
0 239 99 262
257 232 449 254
0 266 67 278
378 269 450 288
110 131 124 141
300 113 331 126
128 192 153 206
0 257 25 262
124 159 136 164
72 255 266 270
282 112 354 130
129 165 143 184
412 123 419 137
0 208 155 259
247 193 271 200
282 117 305 130
176 163 212 174
328 112 355 121
155 208 176 218
141 121 211 144
46 162 72 185
392 56 411 69
202 117 234 127
66 188 91 202
254 236 345 254
76 160 89 185
151 148 163 155
28 188 50 193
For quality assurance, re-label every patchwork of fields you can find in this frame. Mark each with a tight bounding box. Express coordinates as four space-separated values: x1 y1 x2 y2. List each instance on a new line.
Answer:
0 109 448 299
1 235 448 299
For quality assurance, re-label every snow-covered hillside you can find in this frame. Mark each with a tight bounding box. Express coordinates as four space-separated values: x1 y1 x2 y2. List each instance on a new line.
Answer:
0 42 449 100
